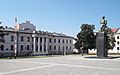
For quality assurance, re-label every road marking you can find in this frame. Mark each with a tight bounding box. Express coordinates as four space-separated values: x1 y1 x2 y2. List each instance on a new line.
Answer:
0 64 55 75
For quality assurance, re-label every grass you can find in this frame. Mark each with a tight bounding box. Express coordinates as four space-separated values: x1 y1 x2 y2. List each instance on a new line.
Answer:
0 55 48 60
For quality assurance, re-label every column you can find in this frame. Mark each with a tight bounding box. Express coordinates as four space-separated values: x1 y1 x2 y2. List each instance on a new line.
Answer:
33 36 36 52
46 38 48 52
42 37 44 52
38 37 40 52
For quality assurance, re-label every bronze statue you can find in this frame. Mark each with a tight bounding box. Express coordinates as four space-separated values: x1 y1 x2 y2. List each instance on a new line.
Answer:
100 16 107 32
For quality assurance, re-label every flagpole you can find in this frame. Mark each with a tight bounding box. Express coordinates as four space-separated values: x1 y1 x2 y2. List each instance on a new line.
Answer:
14 17 17 59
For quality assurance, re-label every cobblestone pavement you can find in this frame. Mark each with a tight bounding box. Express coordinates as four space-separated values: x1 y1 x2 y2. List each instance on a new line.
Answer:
0 55 120 75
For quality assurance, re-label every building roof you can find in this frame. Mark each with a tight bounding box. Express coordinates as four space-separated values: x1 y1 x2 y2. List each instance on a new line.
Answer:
111 28 119 33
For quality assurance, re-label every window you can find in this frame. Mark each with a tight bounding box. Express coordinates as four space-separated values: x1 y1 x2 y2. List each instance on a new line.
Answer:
70 46 71 50
44 38 46 43
11 36 14 41
36 45 38 52
54 46 56 50
44 45 46 52
40 38 42 42
62 39 64 43
70 40 72 44
58 39 60 43
0 45 4 51
117 47 119 50
63 46 64 50
66 46 68 50
20 45 23 50
66 40 68 44
49 46 52 50
58 46 60 50
40 46 42 52
32 37 34 42
21 36 24 41
27 45 29 50
11 45 14 51
32 44 33 50
27 37 30 42
117 41 119 44
6 48 9 51
54 39 56 43
36 37 38 42
49 38 52 43
117 36 119 39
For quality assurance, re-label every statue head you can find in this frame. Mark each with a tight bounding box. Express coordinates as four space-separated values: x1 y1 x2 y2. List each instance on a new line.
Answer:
102 16 105 19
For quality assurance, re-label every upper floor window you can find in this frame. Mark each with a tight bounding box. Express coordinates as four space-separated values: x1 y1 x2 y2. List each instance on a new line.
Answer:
62 39 64 43
117 36 119 39
44 38 46 43
11 36 14 41
21 36 24 42
54 39 56 43
49 38 52 43
58 39 60 43
27 37 30 42
40 38 42 42
70 40 72 44
66 39 68 44
36 37 38 42
32 37 34 42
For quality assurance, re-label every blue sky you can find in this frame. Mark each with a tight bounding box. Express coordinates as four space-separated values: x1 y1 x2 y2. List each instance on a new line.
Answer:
0 0 120 37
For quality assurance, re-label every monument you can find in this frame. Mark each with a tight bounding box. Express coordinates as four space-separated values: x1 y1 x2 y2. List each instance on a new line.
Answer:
96 16 108 58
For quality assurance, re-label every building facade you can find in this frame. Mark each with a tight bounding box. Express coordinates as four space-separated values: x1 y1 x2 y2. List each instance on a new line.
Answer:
0 21 74 57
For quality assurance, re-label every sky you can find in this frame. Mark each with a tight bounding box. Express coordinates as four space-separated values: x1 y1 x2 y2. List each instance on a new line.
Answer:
0 0 120 37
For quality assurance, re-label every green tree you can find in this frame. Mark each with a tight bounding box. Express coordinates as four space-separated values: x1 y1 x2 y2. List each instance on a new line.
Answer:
75 24 96 54
101 27 115 50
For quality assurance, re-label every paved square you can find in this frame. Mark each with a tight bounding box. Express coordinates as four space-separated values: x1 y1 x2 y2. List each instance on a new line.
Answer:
0 55 120 75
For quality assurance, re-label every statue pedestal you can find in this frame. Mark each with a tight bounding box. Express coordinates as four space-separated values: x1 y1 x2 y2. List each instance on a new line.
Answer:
96 32 108 58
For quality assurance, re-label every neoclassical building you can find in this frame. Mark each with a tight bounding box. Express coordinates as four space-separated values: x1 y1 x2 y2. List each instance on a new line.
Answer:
0 21 74 56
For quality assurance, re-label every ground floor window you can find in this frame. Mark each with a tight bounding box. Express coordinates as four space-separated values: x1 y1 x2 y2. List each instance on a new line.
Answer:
27 45 30 50
49 46 52 50
0 45 4 51
20 45 23 50
11 45 14 51
54 46 56 50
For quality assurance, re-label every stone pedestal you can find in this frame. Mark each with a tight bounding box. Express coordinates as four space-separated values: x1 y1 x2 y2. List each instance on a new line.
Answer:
96 32 108 58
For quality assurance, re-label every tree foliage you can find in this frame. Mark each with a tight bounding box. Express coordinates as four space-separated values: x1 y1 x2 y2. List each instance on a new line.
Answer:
0 26 8 42
75 24 96 52
102 27 115 50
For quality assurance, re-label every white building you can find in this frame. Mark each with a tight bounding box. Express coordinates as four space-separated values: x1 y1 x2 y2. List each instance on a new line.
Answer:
0 21 74 56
